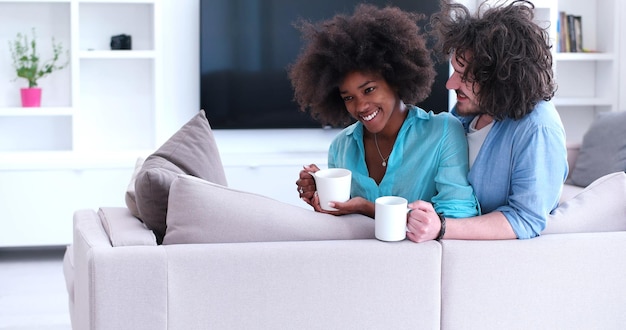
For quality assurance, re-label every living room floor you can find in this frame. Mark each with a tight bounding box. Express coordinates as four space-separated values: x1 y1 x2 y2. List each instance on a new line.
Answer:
0 246 71 329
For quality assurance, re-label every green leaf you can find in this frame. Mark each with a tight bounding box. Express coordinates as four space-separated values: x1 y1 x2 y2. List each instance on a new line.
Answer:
8 27 69 88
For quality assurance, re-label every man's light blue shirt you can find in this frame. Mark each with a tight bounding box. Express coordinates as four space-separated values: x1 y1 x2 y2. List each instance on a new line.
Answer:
328 105 479 218
452 100 568 239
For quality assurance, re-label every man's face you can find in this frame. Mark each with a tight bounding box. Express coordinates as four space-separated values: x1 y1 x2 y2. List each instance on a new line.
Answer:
446 53 481 116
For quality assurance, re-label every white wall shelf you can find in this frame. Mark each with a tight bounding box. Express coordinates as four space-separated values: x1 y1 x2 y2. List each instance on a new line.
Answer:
552 98 614 107
0 150 152 171
553 0 620 142
554 52 615 61
0 0 161 247
79 50 157 59
0 107 75 116
459 0 620 143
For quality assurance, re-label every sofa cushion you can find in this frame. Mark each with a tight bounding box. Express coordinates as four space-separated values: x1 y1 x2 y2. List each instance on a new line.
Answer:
569 111 626 187
559 183 584 203
134 110 227 243
124 157 145 219
543 171 626 235
162 174 375 244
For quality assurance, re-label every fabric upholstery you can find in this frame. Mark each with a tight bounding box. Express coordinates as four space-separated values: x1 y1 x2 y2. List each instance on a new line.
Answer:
98 207 157 246
134 110 227 243
124 157 144 218
65 202 626 329
165 240 442 329
544 171 626 235
569 111 626 187
71 209 168 330
440 233 626 329
163 174 375 244
62 245 75 325
559 143 584 203
559 183 584 203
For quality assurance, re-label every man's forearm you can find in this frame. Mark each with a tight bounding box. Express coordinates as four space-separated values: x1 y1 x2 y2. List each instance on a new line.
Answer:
445 211 517 240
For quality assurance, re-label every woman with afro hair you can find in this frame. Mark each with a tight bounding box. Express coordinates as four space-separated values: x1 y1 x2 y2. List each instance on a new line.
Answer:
292 4 479 222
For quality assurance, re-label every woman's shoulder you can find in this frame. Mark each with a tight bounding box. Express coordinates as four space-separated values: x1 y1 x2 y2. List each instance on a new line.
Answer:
407 105 462 129
331 121 361 144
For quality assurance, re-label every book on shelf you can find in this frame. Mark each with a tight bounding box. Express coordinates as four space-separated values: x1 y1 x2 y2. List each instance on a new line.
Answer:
573 15 583 52
557 11 583 53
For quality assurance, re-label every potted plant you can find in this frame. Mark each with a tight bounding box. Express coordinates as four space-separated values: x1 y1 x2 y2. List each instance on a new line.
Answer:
8 28 69 107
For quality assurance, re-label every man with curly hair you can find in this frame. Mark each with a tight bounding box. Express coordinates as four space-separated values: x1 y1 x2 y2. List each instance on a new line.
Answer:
407 0 568 241
291 4 479 220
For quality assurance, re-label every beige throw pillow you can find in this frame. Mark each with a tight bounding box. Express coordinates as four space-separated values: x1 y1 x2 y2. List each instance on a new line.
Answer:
543 172 626 235
134 110 228 243
162 175 375 244
124 157 145 219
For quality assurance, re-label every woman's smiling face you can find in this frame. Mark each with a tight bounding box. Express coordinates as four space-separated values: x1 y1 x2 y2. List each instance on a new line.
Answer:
339 70 403 134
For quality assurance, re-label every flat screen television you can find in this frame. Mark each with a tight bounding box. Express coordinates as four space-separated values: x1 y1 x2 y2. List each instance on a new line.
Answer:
200 0 448 129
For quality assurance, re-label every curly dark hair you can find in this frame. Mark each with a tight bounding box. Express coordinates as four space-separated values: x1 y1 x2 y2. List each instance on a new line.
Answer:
288 4 436 127
429 0 556 120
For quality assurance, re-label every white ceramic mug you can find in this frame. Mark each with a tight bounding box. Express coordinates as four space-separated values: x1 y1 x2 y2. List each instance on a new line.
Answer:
375 196 409 242
312 168 352 211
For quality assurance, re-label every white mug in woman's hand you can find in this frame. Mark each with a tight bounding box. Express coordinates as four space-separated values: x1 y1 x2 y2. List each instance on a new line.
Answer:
310 168 351 211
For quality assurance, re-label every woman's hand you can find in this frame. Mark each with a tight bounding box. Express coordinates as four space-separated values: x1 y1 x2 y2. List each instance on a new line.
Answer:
406 200 442 243
309 196 373 217
296 164 320 207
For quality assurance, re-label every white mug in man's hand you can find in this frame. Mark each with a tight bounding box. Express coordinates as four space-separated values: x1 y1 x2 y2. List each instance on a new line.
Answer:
375 196 409 241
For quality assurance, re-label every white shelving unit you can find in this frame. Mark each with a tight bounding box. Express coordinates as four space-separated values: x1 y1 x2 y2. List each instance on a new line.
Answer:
0 0 161 247
455 0 621 143
552 0 620 142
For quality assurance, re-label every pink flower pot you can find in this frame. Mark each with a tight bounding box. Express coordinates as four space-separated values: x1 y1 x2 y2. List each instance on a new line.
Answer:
20 87 42 107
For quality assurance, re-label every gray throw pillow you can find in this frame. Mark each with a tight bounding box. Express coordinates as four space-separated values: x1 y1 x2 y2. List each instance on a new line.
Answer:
162 175 375 245
134 110 227 243
569 111 626 187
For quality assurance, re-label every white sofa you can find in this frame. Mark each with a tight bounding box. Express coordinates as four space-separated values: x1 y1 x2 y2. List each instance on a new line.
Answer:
63 197 626 329
63 110 626 329
63 153 626 329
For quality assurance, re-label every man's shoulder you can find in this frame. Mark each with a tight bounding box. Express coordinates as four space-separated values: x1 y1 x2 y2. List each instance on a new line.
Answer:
505 100 562 129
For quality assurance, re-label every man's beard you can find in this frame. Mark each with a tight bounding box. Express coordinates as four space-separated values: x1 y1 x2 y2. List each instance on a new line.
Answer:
454 97 481 117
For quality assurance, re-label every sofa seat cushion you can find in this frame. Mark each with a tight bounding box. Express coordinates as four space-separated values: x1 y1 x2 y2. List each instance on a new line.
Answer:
569 111 626 187
543 171 626 235
163 174 375 244
134 110 227 243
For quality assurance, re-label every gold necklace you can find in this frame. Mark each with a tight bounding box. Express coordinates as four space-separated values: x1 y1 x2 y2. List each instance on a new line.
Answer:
374 133 391 167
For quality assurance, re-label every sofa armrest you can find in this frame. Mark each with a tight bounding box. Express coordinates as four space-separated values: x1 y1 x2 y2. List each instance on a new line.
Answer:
71 209 168 330
98 207 156 246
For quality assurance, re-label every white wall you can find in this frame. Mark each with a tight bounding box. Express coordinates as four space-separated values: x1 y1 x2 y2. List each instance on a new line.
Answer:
160 0 200 139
